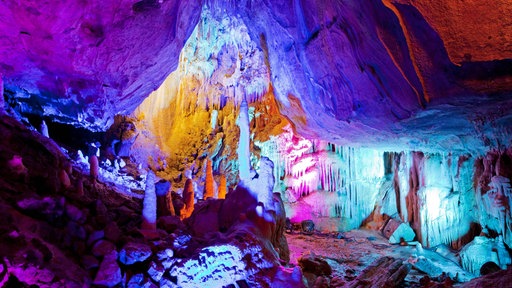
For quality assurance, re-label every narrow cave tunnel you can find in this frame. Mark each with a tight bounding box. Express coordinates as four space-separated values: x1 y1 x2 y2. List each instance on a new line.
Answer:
1 1 512 287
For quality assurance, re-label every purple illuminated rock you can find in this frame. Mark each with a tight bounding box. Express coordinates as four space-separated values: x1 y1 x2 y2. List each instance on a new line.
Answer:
93 251 122 287
0 0 202 130
92 240 116 257
118 242 152 265
298 251 332 276
148 261 165 282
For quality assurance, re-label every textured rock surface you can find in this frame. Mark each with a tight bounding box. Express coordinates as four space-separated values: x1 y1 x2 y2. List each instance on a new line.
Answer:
1 1 511 151
0 0 201 129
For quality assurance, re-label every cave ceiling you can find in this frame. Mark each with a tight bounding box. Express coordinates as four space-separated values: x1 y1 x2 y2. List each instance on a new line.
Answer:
1 0 511 152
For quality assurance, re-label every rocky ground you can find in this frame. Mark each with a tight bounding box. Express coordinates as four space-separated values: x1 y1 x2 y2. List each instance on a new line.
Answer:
286 228 512 287
1 113 512 287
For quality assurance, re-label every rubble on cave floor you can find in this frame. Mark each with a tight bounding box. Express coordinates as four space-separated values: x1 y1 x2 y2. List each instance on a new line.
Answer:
286 229 496 287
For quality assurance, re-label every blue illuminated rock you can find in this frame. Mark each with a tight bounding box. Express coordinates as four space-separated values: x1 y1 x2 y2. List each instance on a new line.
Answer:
119 242 152 265
93 251 122 287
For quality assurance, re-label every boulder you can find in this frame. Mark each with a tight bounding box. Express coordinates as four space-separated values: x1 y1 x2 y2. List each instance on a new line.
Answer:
92 240 116 257
118 242 152 265
382 218 415 244
148 261 165 282
298 251 332 276
104 222 122 242
301 220 315 235
93 251 122 287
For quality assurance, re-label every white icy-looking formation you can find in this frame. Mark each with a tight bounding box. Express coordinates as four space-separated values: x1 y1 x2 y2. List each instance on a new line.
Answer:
142 171 157 230
478 175 512 247
460 236 512 275
257 124 384 230
170 244 247 288
257 125 482 249
393 152 476 248
412 243 476 282
135 6 269 116
237 97 251 181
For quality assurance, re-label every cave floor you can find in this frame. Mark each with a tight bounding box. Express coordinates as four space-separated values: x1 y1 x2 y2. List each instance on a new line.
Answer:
286 229 439 286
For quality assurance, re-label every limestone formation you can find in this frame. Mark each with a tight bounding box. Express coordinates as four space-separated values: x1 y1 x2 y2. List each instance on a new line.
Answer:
180 179 195 220
89 155 99 182
218 174 227 199
203 159 214 200
142 170 157 230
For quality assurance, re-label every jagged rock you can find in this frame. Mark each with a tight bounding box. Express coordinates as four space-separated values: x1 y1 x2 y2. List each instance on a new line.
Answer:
330 276 346 287
156 248 174 260
382 218 415 244
67 221 87 240
348 256 410 288
65 203 86 224
461 266 512 287
118 242 152 265
87 230 105 247
148 261 165 282
155 180 171 197
157 215 185 232
298 251 332 276
92 240 116 257
159 277 180 288
104 222 122 242
82 255 100 270
156 180 175 217
95 200 110 227
460 235 512 275
313 276 329 288
186 198 223 237
17 196 65 222
93 251 122 287
271 266 305 288
301 220 315 235
170 244 247 288
272 193 290 264
127 273 145 288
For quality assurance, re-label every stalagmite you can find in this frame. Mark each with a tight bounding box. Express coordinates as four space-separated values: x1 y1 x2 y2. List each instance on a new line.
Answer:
58 169 71 190
89 155 99 182
218 174 227 199
237 97 251 181
203 159 214 200
180 178 195 220
142 171 157 230
40 120 49 138
165 190 176 216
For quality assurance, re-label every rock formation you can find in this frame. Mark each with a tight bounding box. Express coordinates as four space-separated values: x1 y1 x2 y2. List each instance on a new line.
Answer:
142 170 157 230
203 159 214 200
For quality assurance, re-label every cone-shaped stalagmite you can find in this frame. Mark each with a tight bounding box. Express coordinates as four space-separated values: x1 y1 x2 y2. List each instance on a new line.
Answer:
203 159 214 200
218 174 227 199
89 155 99 182
165 189 176 216
180 178 195 220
